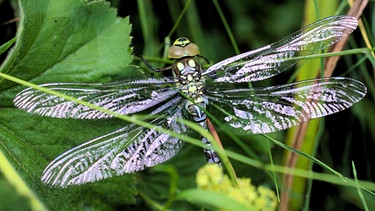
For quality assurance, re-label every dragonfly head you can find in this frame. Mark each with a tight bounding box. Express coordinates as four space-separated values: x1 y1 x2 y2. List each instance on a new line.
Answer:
168 37 200 59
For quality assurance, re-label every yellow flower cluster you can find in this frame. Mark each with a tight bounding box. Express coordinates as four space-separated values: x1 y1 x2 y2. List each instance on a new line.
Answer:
196 164 278 211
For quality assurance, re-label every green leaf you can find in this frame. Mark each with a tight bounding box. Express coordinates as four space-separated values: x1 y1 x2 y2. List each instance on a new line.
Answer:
0 0 132 88
0 37 16 56
0 0 137 209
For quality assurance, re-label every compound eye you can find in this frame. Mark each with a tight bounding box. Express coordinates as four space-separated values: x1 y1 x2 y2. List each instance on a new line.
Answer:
167 37 200 59
167 45 185 59
184 43 200 57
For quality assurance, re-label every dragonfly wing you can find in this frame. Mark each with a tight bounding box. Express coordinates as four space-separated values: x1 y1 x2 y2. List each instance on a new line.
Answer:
41 96 188 187
206 77 366 134
202 16 358 82
14 78 178 119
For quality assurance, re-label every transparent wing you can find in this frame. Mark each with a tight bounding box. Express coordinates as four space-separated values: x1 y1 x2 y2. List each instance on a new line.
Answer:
41 96 189 187
14 78 178 119
202 15 358 82
206 77 366 134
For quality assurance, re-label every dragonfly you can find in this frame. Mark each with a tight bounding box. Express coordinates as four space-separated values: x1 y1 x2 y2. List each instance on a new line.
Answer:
14 15 367 187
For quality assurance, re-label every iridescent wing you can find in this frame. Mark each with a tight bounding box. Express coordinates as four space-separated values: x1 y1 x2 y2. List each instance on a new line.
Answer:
41 96 189 187
14 78 178 119
202 15 358 82
206 77 366 134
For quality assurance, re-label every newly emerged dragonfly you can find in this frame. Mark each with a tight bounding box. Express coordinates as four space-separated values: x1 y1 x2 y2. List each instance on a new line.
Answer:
14 15 367 187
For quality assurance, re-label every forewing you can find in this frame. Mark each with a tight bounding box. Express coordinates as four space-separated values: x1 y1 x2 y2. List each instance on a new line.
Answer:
41 96 189 187
202 16 358 82
206 77 366 134
14 78 178 119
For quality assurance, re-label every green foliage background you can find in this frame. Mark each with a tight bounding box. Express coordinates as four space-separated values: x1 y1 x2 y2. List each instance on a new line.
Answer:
0 0 374 210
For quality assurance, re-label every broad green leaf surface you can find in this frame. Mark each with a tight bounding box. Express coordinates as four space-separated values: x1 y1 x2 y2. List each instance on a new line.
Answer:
0 0 137 209
0 0 132 87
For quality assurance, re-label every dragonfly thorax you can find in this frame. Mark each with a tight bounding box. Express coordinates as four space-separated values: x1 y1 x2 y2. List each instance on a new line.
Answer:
173 58 205 99
173 57 202 77
171 57 208 123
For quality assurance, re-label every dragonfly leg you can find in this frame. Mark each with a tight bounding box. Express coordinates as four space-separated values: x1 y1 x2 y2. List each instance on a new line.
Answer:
134 53 172 72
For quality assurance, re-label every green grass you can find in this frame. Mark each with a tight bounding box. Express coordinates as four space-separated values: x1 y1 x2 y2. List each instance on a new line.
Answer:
0 0 374 210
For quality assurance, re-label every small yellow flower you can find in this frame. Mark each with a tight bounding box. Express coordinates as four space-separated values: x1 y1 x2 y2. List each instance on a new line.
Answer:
196 164 223 190
196 164 278 211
